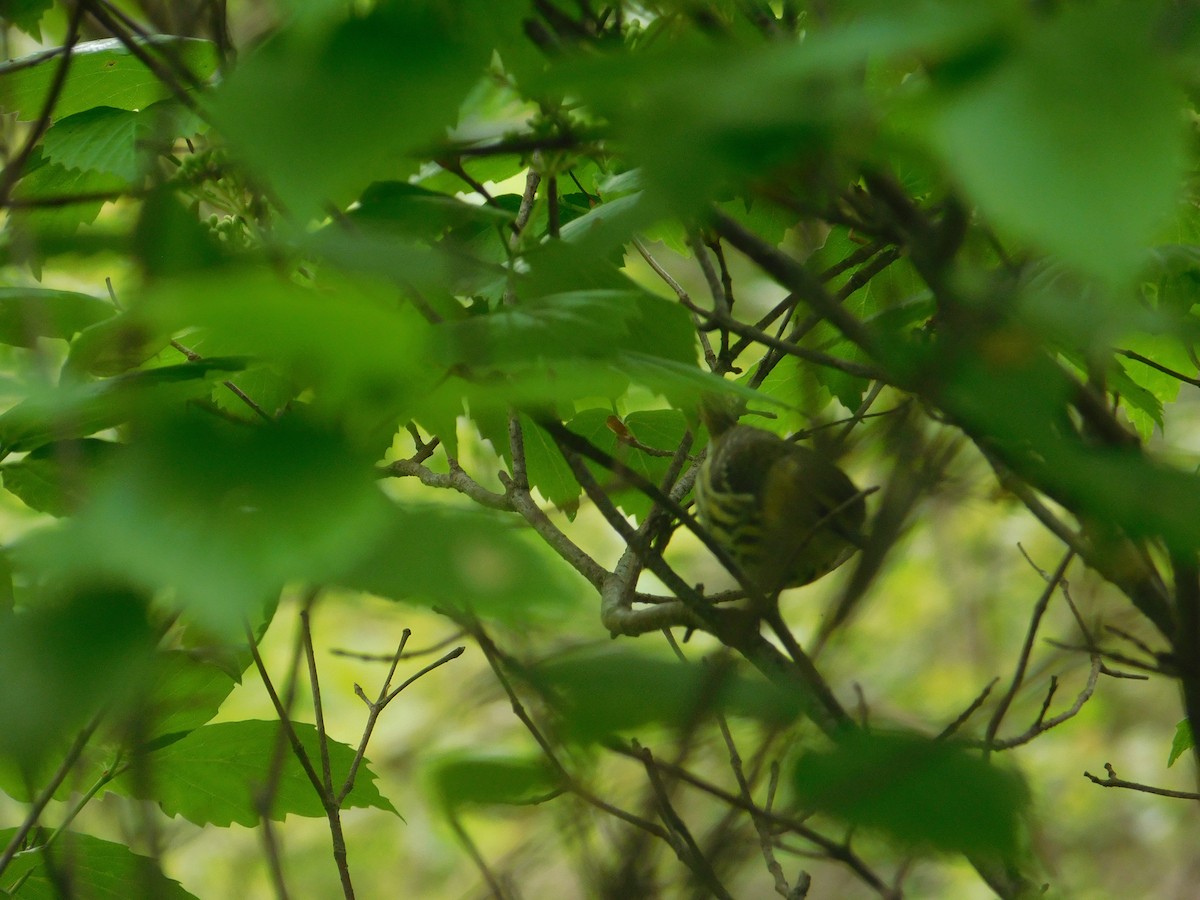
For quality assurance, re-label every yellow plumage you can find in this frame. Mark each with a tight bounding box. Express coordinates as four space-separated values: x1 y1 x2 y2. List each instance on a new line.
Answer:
695 405 865 598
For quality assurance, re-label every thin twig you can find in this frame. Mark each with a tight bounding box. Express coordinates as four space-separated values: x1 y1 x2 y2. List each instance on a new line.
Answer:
604 743 896 897
465 618 672 839
0 4 86 209
1084 763 1200 800
988 655 1101 751
984 551 1074 755
631 741 737 900
937 679 999 740
0 713 103 880
1117 348 1200 389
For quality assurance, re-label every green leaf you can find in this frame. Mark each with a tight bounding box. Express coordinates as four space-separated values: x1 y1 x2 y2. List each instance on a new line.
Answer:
0 827 198 900
616 351 747 412
0 546 13 615
111 720 395 827
0 286 115 348
143 651 240 744
439 289 698 371
135 269 436 428
928 5 1185 282
0 586 155 765
347 181 514 241
1145 244 1200 316
9 150 130 239
429 755 560 810
545 3 1005 217
520 415 582 514
454 361 631 421
130 181 230 296
1 0 54 40
791 730 1028 858
63 310 173 377
532 649 802 742
618 407 690 512
1 438 120 516
39 100 207 188
0 37 218 122
557 190 655 263
565 407 689 521
213 7 487 219
341 502 578 623
1111 360 1164 441
42 106 144 182
1168 719 1192 768
15 414 391 634
1118 332 1194 418
716 196 803 249
209 363 297 423
0 358 246 454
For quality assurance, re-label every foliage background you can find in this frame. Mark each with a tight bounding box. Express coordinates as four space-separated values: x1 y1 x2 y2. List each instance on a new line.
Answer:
2 0 1200 898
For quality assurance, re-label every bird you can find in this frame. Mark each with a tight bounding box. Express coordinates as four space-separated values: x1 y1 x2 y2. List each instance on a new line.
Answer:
694 395 866 601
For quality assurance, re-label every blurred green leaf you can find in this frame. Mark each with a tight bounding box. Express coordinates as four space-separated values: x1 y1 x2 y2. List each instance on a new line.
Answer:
0 286 115 348
935 342 1200 564
1145 245 1200 317
2 0 54 41
1 438 119 516
136 268 439 436
547 4 1006 215
112 720 395 827
347 181 514 240
0 827 197 900
0 546 13 615
63 309 174 377
0 37 218 122
0 586 155 765
14 414 389 633
430 755 560 810
0 357 246 454
928 5 1184 282
342 502 578 623
131 188 226 279
533 649 802 742
791 730 1028 857
213 7 488 218
9 149 129 240
439 289 698 372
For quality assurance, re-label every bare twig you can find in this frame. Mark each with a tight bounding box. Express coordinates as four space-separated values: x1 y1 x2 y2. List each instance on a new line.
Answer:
464 618 672 839
984 551 1075 755
1117 348 1200 389
604 743 896 897
0 713 102 880
0 4 86 209
339 638 464 805
1084 763 1200 800
384 458 511 510
988 655 1101 751
631 740 737 900
938 679 999 740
